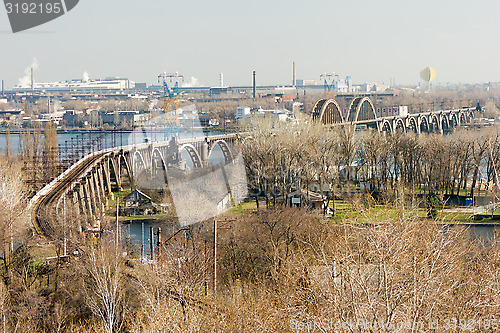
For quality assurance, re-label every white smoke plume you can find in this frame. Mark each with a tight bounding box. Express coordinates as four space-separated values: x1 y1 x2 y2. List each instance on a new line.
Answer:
18 57 39 87
83 71 90 82
53 99 62 112
182 76 199 87
149 99 159 111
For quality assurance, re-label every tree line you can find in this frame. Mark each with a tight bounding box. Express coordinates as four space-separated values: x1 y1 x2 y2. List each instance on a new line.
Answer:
242 116 500 210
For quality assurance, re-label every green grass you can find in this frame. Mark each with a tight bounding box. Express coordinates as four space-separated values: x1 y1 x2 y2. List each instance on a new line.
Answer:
437 211 474 224
229 198 257 214
328 201 493 225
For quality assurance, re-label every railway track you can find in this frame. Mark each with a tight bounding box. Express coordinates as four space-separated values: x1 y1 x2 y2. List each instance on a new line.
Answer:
30 151 111 237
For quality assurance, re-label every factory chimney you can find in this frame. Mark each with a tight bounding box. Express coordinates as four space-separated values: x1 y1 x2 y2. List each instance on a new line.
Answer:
1 80 4 97
252 71 256 99
30 67 34 90
220 73 224 88
292 62 296 86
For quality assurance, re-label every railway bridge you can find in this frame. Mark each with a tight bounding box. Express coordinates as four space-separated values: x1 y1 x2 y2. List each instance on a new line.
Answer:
312 97 477 133
29 134 239 237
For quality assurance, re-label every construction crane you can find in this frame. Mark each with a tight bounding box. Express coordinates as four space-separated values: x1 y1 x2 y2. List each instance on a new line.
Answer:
320 72 339 99
157 71 184 139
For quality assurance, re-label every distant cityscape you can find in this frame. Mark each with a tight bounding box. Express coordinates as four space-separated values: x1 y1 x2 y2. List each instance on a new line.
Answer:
0 68 498 132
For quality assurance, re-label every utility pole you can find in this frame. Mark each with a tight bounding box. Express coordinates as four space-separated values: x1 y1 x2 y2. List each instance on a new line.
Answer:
63 196 67 257
115 194 119 248
213 218 217 294
213 219 235 295
149 226 154 260
157 227 162 256
141 222 145 261
204 239 208 296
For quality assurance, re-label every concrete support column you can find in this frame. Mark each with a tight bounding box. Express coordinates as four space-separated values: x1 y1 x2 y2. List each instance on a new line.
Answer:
91 170 104 216
82 180 94 223
85 176 98 224
72 188 83 233
97 165 108 210
103 159 113 197
111 157 122 191
200 141 209 166
124 154 135 188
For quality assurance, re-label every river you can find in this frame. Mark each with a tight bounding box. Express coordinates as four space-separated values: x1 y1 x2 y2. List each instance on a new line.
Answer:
120 220 499 260
0 128 226 158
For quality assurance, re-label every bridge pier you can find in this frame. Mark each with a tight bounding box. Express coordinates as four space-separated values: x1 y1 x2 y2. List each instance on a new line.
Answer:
85 175 98 224
81 180 93 223
91 171 102 217
110 156 122 191
124 154 136 189
102 160 113 198
71 189 83 233
95 168 107 212
201 141 209 166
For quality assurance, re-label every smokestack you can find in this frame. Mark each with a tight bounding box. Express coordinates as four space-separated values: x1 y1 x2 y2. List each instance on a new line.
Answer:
253 71 256 99
220 73 224 88
30 67 34 90
292 62 296 86
1 80 4 97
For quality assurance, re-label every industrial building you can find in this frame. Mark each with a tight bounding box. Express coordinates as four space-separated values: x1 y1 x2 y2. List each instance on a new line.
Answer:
236 107 296 122
14 77 135 91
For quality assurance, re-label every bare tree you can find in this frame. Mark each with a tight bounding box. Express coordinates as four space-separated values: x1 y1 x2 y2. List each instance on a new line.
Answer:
82 240 126 333
43 121 59 184
0 158 27 331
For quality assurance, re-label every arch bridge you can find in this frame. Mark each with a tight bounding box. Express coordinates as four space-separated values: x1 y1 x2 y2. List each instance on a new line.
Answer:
29 134 239 237
312 96 477 134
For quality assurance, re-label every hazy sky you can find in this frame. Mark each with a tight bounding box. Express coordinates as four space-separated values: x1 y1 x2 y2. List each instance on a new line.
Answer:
1 0 499 88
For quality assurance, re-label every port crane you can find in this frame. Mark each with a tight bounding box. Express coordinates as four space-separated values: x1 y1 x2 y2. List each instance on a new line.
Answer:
157 71 184 139
320 72 339 99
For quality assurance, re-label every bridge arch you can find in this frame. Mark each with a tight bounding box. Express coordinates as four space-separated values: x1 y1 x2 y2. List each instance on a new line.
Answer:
180 144 203 169
450 113 459 128
311 99 328 122
347 97 377 122
151 148 167 170
459 112 466 125
115 153 135 188
148 147 168 188
132 150 147 177
395 118 406 133
208 139 233 165
381 120 392 134
420 117 429 133
429 114 441 133
408 117 419 134
441 114 450 133
321 99 344 124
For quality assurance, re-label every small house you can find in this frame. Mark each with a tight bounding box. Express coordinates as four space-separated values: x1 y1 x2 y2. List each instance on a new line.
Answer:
122 189 154 216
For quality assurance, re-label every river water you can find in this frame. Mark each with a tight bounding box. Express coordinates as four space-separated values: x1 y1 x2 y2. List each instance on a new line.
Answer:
121 220 499 260
0 129 219 155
